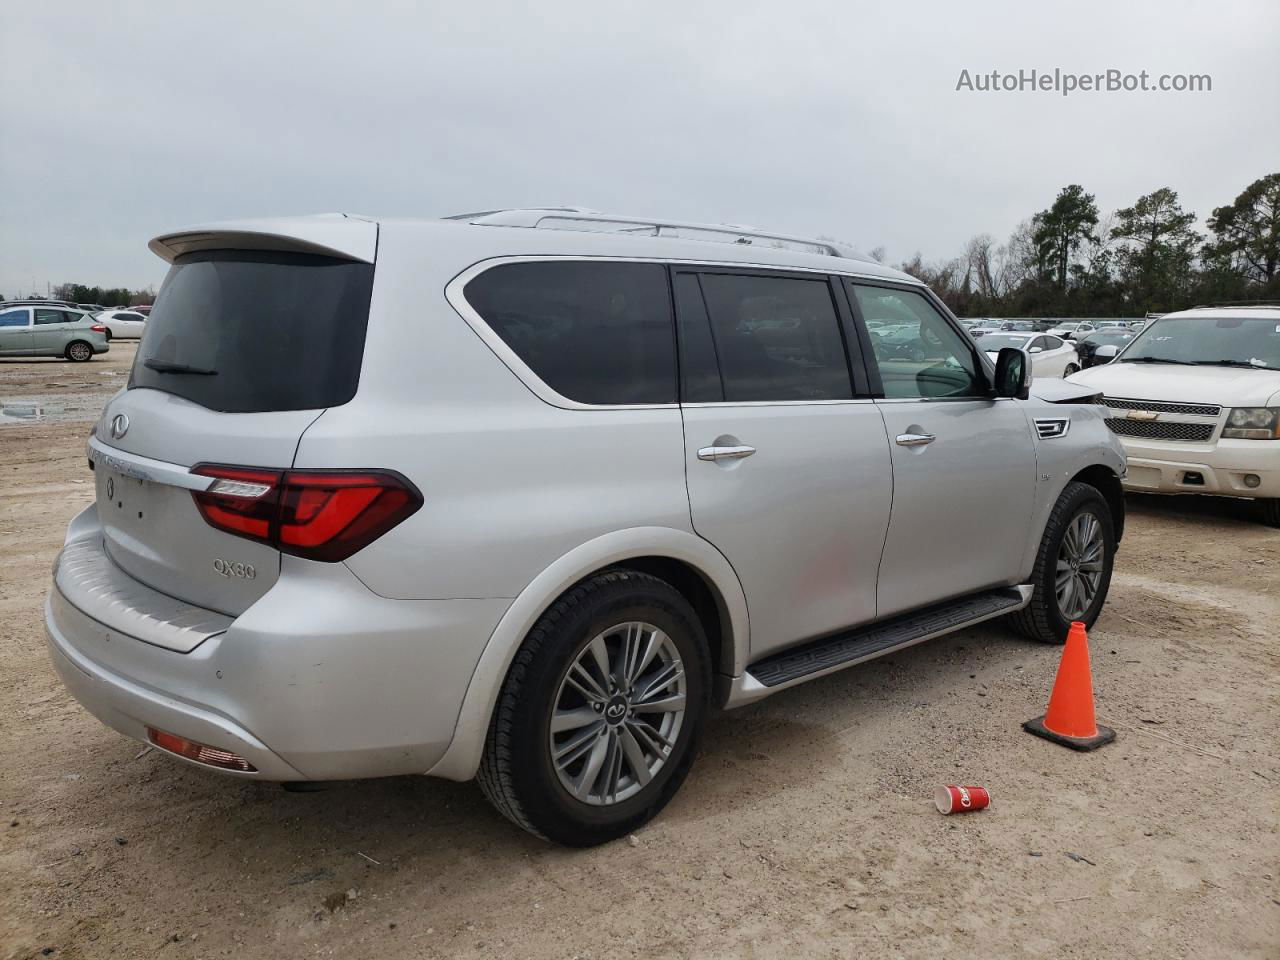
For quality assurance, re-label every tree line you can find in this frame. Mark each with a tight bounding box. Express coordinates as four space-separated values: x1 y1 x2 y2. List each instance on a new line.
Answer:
886 171 1279 318
0 283 156 307
8 174 1277 319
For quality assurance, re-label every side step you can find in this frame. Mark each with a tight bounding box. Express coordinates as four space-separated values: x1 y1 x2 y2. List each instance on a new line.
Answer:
745 587 1030 690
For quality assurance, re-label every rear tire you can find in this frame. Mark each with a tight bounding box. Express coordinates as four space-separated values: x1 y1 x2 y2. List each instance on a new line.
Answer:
65 340 93 362
1260 499 1280 528
478 569 710 847
1009 481 1116 644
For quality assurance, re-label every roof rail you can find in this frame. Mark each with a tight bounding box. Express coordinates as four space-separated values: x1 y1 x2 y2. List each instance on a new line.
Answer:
448 208 865 261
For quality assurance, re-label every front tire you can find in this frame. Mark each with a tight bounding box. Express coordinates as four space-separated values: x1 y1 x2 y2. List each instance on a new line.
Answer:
478 570 710 846
65 340 93 362
1063 363 1080 376
1009 481 1116 644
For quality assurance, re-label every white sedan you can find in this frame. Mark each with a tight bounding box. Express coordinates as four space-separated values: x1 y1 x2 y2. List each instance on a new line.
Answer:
977 332 1080 378
94 309 147 340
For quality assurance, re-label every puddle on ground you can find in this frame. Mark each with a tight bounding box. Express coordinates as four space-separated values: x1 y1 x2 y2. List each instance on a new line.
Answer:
0 395 100 426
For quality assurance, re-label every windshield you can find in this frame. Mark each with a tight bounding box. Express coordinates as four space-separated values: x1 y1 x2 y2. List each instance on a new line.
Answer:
1120 315 1280 370
977 335 1032 351
1083 332 1133 346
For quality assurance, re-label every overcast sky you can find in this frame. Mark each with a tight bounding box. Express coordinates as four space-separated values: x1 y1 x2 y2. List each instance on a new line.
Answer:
2 0 1277 295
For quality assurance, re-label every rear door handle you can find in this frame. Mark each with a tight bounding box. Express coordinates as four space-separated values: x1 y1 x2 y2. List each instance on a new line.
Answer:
697 444 756 462
895 433 936 447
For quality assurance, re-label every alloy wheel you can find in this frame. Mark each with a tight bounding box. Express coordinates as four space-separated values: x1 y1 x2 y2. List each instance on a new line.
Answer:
549 621 687 806
1056 511 1104 620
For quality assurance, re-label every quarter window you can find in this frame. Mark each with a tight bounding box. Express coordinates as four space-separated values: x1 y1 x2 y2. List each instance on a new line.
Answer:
695 273 852 402
851 285 984 399
464 261 676 405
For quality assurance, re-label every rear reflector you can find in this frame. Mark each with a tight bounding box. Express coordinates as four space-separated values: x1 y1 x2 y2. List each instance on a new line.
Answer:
147 728 257 772
190 465 422 562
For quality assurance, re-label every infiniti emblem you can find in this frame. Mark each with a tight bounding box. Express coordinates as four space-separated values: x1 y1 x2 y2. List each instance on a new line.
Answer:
109 413 130 439
603 696 628 725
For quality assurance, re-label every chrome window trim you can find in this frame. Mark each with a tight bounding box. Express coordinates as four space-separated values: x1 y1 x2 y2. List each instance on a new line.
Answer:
444 255 926 412
874 396 1011 404
681 399 876 408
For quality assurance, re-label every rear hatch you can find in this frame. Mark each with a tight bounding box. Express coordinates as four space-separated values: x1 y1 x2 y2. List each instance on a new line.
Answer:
93 234 376 617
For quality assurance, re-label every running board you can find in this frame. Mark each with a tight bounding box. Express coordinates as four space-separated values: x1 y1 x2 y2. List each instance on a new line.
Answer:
724 586 1032 707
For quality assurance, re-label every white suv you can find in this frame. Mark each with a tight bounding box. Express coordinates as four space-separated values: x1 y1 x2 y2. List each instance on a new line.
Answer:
1070 304 1280 526
46 209 1127 845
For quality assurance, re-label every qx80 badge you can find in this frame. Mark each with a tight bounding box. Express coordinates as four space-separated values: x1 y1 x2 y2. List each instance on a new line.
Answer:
213 558 256 580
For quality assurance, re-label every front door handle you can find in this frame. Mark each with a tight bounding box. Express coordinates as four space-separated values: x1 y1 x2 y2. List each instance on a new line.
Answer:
895 433 936 447
697 444 756 462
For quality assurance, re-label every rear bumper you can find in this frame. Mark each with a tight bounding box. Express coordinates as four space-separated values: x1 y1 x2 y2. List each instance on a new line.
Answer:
45 506 512 780
1117 437 1280 498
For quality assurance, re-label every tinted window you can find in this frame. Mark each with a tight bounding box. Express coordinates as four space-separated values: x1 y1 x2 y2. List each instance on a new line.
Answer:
465 261 675 405
1043 336 1064 349
119 313 145 322
34 309 66 325
852 285 984 399
131 250 374 413
696 273 851 401
0 309 29 327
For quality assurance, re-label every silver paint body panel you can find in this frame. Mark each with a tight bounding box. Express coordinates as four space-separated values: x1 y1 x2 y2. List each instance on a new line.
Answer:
47 214 1127 783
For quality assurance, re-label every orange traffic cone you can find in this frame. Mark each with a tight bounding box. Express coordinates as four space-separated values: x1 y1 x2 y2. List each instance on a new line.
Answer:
1023 621 1116 751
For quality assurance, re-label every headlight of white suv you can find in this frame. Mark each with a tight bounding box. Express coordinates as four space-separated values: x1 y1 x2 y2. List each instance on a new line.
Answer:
1222 407 1280 440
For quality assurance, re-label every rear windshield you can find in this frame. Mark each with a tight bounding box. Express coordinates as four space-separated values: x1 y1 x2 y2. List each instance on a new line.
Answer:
130 250 374 413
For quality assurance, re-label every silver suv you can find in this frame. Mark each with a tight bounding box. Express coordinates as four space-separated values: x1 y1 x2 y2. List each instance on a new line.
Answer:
46 209 1127 846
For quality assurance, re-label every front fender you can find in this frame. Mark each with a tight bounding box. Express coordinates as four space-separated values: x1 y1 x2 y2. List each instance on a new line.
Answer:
425 526 748 782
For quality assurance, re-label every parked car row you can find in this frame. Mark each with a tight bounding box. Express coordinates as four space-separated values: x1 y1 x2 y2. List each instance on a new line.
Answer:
962 318 1147 341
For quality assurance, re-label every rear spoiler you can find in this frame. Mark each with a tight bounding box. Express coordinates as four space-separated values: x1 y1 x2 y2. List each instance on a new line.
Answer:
149 214 378 264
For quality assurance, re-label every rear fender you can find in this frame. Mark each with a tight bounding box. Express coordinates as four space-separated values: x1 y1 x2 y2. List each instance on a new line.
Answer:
425 526 748 782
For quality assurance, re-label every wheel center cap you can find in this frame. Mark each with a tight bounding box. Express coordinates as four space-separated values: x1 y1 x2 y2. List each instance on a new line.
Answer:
603 695 629 726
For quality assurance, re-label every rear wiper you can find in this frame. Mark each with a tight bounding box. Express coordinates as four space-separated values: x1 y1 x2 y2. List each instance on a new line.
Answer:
144 359 218 376
1189 359 1278 371
1118 356 1199 366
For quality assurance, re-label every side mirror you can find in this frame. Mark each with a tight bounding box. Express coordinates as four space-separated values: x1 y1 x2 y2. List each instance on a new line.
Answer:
1094 344 1119 362
1028 346 1043 354
993 347 1031 399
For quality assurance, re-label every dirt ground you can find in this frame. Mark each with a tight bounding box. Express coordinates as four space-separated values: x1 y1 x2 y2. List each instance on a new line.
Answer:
2 344 1277 960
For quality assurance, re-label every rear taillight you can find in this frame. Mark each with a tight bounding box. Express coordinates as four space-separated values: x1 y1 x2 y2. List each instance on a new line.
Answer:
190 465 422 562
90 324 107 332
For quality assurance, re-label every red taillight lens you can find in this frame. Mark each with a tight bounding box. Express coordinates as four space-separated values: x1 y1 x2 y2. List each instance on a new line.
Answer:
147 728 257 772
190 465 421 562
90 324 107 332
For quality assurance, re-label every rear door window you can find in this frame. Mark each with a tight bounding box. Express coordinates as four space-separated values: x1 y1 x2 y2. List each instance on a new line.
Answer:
131 250 375 413
35 308 66 325
463 261 676 405
694 272 852 402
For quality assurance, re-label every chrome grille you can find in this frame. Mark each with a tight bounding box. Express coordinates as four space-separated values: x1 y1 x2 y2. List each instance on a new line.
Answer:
1106 419 1214 442
1100 397 1221 417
